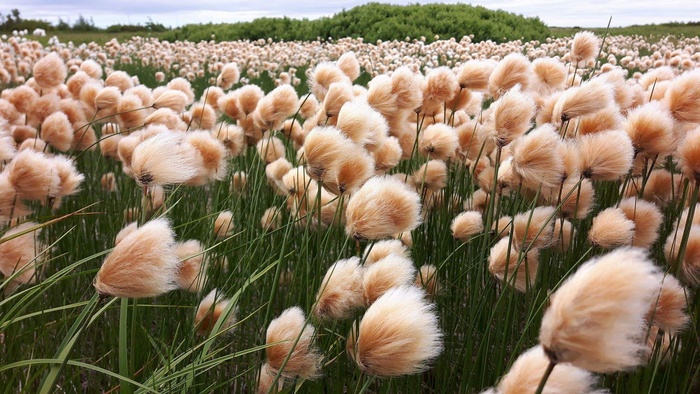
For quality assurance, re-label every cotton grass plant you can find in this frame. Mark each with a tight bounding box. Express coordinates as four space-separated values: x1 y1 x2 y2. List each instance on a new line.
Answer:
0 29 699 394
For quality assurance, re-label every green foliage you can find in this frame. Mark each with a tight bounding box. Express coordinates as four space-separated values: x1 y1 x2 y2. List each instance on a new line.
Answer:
106 19 168 34
163 3 550 43
550 21 700 41
0 9 171 34
0 9 53 32
71 15 99 32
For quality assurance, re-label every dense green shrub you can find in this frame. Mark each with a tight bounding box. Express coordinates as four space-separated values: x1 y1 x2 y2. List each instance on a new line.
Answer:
163 3 550 43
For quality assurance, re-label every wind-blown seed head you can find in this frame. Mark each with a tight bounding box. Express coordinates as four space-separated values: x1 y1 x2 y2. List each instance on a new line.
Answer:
329 148 375 195
261 207 283 230
488 53 531 99
578 130 634 181
255 136 286 165
415 264 440 297
552 80 614 127
511 124 565 190
423 66 458 105
624 101 676 157
554 176 595 219
257 362 284 394
347 285 442 377
189 102 217 130
214 211 234 239
94 218 180 298
79 59 102 79
185 131 228 183
8 85 39 114
454 120 484 162
253 84 299 130
41 112 73 152
195 289 236 335
217 92 240 119
322 82 354 122
236 85 265 116
539 247 663 372
28 94 60 128
5 150 60 202
105 70 133 93
0 174 28 220
166 77 195 104
362 253 416 306
451 211 483 242
490 85 535 146
71 121 98 152
574 105 623 136
619 197 663 249
488 237 540 292
310 62 350 102
144 108 187 130
624 169 679 207
488 345 605 394
153 90 189 113
117 94 146 130
49 155 85 198
391 66 423 111
314 257 364 320
367 74 398 118
337 52 361 81
677 126 700 181
419 124 458 160
0 132 16 163
412 160 447 192
552 218 576 252
213 123 245 157
664 69 700 124
665 225 700 285
265 306 322 379
363 239 410 266
33 53 66 90
130 132 199 187
126 85 155 108
588 207 635 249
647 275 689 335
0 222 44 292
217 63 240 90
336 99 388 151
570 31 600 66
345 176 422 240
372 136 402 174
115 222 138 247
457 60 495 91
18 138 47 153
94 86 121 111
531 58 568 97
303 126 356 182
512 206 556 250
175 240 207 292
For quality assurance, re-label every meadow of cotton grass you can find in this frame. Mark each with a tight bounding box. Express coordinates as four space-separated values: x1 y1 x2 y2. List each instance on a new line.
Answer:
0 29 699 393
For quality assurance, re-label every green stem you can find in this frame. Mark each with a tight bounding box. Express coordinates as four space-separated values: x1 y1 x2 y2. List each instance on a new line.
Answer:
534 360 556 394
119 297 133 394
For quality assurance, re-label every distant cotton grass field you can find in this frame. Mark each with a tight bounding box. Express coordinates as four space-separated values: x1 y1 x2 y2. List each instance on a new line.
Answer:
0 31 699 394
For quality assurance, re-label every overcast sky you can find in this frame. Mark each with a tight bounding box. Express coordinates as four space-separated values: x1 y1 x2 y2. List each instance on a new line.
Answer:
5 0 699 29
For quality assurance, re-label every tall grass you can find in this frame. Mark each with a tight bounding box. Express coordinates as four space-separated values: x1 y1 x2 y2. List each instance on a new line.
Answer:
1 47 699 394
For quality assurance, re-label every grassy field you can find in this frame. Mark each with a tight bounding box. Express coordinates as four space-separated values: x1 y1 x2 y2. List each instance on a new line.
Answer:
11 21 700 47
16 31 168 46
550 23 700 39
0 27 699 394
